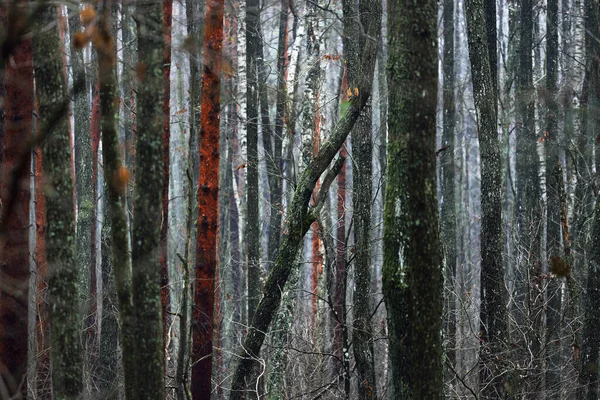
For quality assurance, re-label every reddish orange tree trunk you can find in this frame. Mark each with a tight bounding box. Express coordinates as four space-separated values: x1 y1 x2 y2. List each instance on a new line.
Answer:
0 3 33 397
191 0 224 396
160 0 173 361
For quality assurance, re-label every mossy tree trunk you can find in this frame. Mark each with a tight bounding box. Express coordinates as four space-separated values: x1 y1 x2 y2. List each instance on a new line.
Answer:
132 1 166 398
385 0 443 398
93 2 138 398
464 0 508 396
229 1 380 394
33 4 83 399
246 0 261 323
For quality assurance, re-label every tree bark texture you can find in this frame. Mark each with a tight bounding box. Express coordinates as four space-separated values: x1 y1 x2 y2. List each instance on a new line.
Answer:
386 0 443 398
132 2 166 398
545 0 562 397
191 0 224 396
464 0 508 397
160 0 173 364
0 2 33 397
441 0 457 386
246 0 261 324
33 4 83 398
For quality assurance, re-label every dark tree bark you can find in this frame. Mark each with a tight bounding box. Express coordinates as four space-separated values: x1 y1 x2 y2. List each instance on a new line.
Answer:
0 2 33 397
464 0 508 397
69 4 97 387
265 0 288 264
94 3 138 399
382 24 411 392
132 1 166 398
545 0 561 397
385 0 442 398
246 0 261 323
342 0 377 395
33 4 83 398
160 0 173 369
190 0 224 396
331 70 350 397
515 0 542 395
441 0 456 385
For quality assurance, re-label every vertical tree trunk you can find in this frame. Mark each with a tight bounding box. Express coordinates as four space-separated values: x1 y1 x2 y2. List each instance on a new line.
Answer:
386 0 443 398
34 143 51 400
246 0 261 323
441 0 457 387
94 2 137 399
191 0 224 395
0 2 33 397
341 0 377 395
132 1 166 398
33 4 83 398
545 0 562 397
160 0 173 370
266 0 289 263
464 0 508 397
69 4 96 389
516 0 543 395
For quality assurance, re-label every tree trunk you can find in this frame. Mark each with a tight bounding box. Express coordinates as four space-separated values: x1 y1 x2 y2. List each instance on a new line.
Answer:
441 0 457 388
246 0 261 324
464 0 508 397
545 0 562 397
33 4 83 398
385 0 443 398
93 3 138 398
190 0 224 395
132 2 166 398
266 0 289 263
0 2 33 397
229 1 380 394
160 0 173 375
516 0 543 395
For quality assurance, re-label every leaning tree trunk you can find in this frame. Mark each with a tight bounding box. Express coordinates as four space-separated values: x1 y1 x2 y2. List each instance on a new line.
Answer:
131 1 166 398
229 0 381 394
464 0 508 397
0 2 33 397
33 4 83 398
